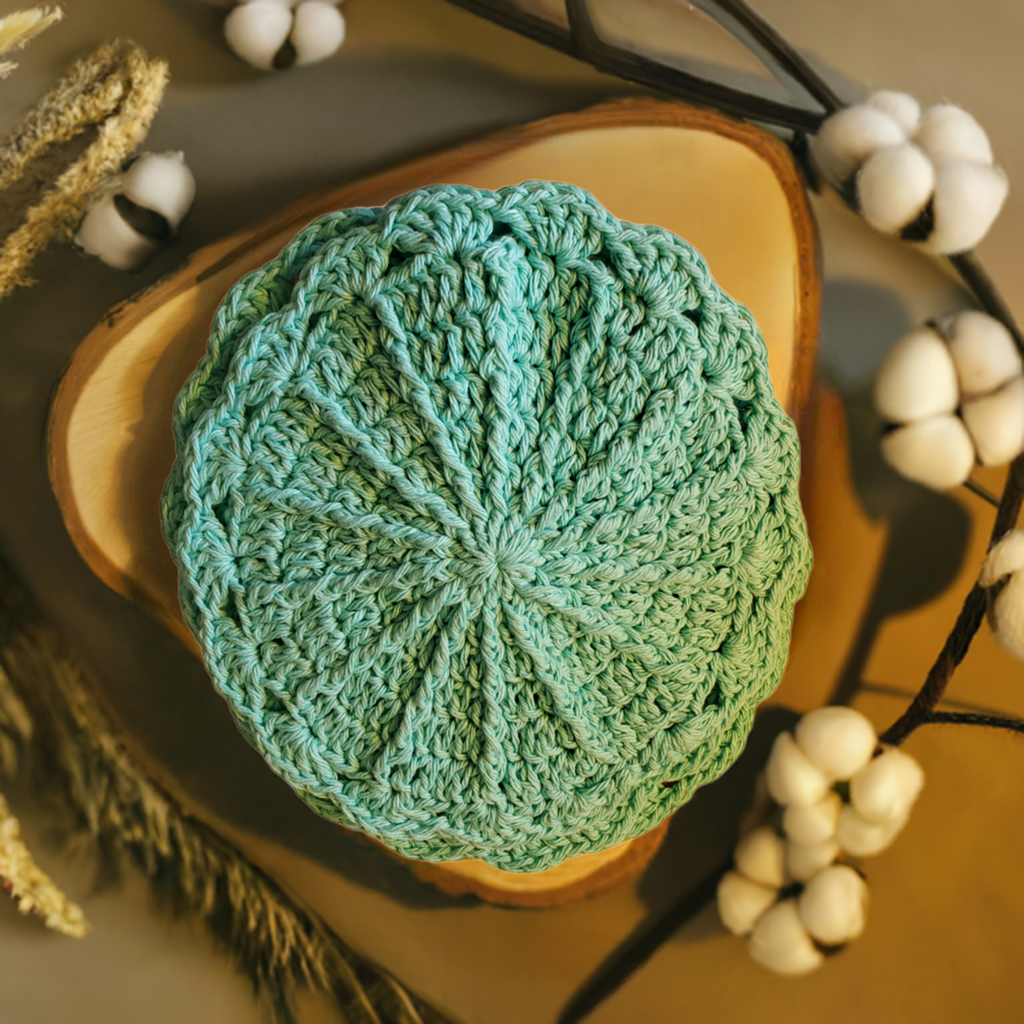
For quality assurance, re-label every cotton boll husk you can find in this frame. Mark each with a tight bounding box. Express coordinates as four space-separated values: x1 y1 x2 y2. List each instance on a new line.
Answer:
795 707 878 780
961 377 1024 466
916 104 994 165
944 310 1022 398
765 732 831 807
874 326 959 424
290 2 346 65
869 91 921 135
880 415 976 491
121 153 196 233
857 144 935 235
836 803 909 857
923 159 1009 255
986 571 1024 661
850 747 925 824
783 792 842 845
734 826 787 888
748 901 824 976
798 865 868 946
717 871 778 936
787 838 841 882
224 2 293 70
980 530 1024 587
74 193 160 272
812 104 907 185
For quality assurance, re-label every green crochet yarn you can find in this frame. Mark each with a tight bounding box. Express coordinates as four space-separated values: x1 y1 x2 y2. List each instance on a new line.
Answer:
162 181 811 872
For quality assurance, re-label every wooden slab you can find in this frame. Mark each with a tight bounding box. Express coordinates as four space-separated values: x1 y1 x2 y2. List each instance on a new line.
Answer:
47 97 820 906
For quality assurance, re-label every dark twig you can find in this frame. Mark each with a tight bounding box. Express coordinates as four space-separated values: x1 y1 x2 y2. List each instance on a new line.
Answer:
964 477 1001 508
711 0 844 113
907 710 1024 739
556 857 732 1024
881 454 1024 746
445 0 828 131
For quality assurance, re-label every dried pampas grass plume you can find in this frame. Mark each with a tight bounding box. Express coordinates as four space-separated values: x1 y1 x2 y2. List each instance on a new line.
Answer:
0 7 63 78
0 39 168 299
0 792 89 937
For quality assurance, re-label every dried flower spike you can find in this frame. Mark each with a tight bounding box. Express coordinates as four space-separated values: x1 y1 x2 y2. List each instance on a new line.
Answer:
0 6 62 77
0 794 88 938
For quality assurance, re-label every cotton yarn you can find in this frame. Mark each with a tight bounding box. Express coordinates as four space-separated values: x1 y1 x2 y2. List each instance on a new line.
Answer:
162 181 811 871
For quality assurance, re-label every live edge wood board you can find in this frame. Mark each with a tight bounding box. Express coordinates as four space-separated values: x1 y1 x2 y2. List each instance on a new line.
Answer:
47 98 820 907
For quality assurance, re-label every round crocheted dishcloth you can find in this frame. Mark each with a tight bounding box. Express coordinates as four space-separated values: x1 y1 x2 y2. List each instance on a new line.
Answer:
162 181 811 872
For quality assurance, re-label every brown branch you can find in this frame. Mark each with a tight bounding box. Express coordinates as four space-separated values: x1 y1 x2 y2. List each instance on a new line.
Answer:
904 710 1024 740
880 454 1024 745
711 0 844 113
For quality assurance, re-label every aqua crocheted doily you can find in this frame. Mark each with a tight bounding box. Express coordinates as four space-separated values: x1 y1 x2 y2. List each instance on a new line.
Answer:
162 181 811 872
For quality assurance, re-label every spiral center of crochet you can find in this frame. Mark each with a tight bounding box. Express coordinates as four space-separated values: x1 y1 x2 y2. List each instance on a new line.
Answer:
459 520 540 593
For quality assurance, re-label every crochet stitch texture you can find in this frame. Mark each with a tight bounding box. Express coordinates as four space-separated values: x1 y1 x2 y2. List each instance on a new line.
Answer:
162 181 811 872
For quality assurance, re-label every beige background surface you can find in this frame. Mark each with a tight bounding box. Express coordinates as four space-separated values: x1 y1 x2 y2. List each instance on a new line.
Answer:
1 1 1024 1022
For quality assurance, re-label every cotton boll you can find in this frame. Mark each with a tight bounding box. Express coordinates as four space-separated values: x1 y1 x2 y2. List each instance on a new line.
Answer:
812 104 908 185
798 865 868 946
980 530 1024 587
795 707 877 781
869 91 921 135
916 104 994 165
874 326 959 424
122 152 196 233
74 192 160 272
857 144 935 235
787 838 841 882
944 310 1022 398
981 535 1024 660
717 871 778 936
783 792 842 845
748 901 824 976
850 748 925 824
290 2 346 65
880 415 976 490
765 732 831 807
224 1 293 70
836 803 908 857
735 826 787 888
961 377 1024 466
986 571 1024 661
924 159 1009 255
